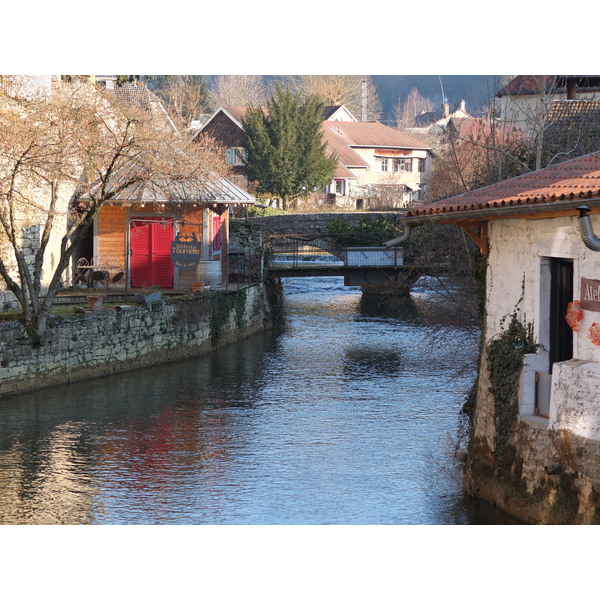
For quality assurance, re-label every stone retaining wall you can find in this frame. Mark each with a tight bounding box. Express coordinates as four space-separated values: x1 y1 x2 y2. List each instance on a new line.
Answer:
0 282 282 398
464 352 600 524
248 211 402 236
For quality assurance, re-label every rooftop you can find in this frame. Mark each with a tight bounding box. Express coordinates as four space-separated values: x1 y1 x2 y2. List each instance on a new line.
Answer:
497 75 600 97
408 150 600 220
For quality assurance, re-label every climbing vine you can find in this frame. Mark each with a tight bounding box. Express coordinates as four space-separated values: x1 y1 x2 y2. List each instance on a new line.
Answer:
487 310 537 462
207 288 248 342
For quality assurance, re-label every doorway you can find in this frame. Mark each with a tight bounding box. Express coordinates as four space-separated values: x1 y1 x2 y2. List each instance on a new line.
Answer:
549 258 574 368
129 218 174 288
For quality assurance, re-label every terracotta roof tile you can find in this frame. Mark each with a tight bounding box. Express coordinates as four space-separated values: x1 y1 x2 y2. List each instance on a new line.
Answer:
408 150 600 219
543 100 600 163
496 76 557 97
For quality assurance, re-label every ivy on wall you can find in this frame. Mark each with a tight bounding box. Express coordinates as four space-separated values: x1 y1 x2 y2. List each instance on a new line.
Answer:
487 311 537 462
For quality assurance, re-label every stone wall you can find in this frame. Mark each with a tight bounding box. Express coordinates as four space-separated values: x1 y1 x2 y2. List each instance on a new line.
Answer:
464 352 600 524
248 211 402 236
0 282 282 398
463 213 600 522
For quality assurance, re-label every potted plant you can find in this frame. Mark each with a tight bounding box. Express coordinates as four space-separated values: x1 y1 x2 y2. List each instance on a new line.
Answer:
86 293 105 312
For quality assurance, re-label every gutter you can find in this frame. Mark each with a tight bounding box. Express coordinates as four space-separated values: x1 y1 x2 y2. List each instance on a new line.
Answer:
397 197 600 226
383 197 600 248
383 224 412 247
578 205 600 251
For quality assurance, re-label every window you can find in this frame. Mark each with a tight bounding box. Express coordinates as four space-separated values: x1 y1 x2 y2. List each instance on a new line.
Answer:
417 158 426 173
394 158 413 172
335 179 345 195
225 147 247 166
380 157 389 172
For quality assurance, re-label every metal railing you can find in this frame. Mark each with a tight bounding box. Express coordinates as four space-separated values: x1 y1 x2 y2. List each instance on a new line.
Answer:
265 238 403 270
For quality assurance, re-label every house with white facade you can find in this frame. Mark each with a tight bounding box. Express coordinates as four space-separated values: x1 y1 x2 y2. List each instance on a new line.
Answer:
496 75 600 137
400 149 600 523
321 120 433 209
194 104 434 209
409 99 472 135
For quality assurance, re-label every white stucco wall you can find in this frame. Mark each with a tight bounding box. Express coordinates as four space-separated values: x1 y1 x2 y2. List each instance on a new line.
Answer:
485 213 600 439
350 148 430 188
496 91 600 136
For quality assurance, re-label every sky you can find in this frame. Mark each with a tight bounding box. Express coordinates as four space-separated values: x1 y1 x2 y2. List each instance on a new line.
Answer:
4 1 592 76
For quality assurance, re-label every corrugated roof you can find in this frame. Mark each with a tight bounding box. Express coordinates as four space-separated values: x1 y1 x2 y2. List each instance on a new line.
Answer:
408 150 600 219
79 153 255 205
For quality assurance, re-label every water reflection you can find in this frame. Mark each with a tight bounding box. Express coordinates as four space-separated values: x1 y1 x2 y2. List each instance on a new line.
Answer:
0 276 512 524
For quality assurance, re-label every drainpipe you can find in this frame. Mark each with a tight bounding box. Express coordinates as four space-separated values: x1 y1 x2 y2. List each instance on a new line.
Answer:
383 223 412 247
578 206 600 251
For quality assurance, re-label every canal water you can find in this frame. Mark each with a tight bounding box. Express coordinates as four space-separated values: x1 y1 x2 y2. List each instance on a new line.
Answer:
0 276 515 525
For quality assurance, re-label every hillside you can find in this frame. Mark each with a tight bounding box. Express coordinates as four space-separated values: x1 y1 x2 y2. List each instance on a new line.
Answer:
372 75 507 124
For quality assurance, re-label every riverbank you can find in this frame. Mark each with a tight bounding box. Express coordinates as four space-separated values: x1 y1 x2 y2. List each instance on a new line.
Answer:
0 281 283 399
463 352 600 524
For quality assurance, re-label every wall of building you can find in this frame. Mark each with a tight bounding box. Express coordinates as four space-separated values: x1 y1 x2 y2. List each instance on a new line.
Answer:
466 212 600 523
0 282 281 399
486 214 600 365
95 204 209 291
349 148 429 189
497 91 600 136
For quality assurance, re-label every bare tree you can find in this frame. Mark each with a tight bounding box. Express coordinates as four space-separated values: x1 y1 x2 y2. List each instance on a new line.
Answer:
494 76 560 170
394 88 434 130
152 75 209 131
207 75 266 110
0 78 227 344
426 116 532 201
284 75 382 121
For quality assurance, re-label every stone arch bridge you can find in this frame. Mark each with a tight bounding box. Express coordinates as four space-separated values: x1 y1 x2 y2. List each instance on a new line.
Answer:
246 211 422 295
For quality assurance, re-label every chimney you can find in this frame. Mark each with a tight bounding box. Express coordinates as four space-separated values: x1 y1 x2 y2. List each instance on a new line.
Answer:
442 102 449 117
460 99 466 111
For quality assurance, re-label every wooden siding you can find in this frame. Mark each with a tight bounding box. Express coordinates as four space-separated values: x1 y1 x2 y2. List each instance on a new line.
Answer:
97 206 127 265
97 205 208 290
177 207 204 290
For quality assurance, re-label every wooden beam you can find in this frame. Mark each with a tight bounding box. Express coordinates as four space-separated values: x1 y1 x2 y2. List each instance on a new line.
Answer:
458 222 488 255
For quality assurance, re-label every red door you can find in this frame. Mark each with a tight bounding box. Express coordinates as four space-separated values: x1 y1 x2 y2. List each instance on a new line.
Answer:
212 216 222 254
130 219 174 288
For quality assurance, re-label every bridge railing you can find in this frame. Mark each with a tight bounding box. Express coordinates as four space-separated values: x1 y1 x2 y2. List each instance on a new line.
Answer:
266 239 403 270
341 247 403 267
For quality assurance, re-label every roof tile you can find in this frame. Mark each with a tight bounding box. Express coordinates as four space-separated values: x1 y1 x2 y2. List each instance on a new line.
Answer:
408 150 600 218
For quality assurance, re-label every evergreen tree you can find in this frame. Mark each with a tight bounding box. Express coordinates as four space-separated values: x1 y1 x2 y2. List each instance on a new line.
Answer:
244 86 338 209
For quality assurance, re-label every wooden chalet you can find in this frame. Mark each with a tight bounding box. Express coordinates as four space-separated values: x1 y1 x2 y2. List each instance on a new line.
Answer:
76 165 255 291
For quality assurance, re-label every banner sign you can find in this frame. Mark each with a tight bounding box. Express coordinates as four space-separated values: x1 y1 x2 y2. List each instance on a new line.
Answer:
580 277 600 312
171 233 201 268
